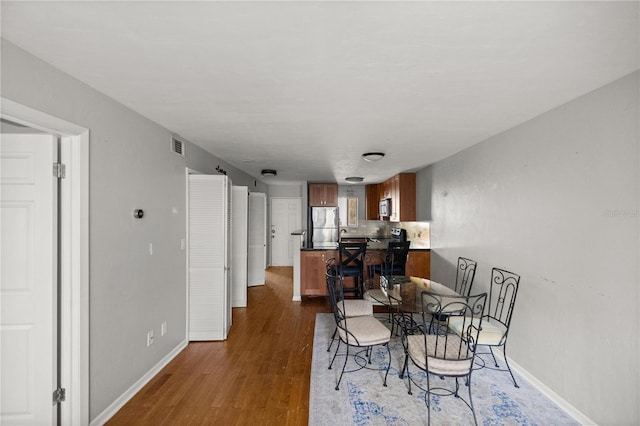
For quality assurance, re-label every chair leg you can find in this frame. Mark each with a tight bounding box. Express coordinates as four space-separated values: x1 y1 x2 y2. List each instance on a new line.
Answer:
383 343 391 387
467 374 479 426
488 346 500 367
328 339 341 370
399 353 408 379
501 344 519 388
425 373 431 424
335 343 350 390
327 327 337 352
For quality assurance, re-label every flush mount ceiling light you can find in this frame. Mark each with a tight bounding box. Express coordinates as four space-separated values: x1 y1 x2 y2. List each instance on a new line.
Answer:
362 152 385 162
261 169 277 177
345 176 364 183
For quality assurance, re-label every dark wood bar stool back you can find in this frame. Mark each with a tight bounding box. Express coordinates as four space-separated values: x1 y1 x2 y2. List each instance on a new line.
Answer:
337 241 367 298
370 241 411 279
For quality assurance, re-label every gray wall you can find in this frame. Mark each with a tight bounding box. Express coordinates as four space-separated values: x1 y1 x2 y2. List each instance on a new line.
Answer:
186 142 268 193
1 39 265 420
338 184 366 221
417 71 639 425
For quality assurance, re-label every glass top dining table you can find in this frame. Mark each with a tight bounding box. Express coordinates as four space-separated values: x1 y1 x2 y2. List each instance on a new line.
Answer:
366 275 462 314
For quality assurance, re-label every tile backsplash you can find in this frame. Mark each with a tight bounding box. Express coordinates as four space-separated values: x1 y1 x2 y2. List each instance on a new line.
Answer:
339 220 430 249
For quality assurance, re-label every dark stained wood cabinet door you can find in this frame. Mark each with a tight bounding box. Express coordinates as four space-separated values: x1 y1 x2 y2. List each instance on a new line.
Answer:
324 184 338 206
308 183 338 207
301 251 327 295
406 250 430 279
365 184 380 220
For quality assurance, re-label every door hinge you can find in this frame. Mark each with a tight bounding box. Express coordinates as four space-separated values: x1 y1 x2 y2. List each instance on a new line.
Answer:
53 387 66 405
53 162 66 179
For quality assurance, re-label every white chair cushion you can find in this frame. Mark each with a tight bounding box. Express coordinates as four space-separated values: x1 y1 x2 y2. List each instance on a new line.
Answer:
448 317 506 346
338 299 373 317
338 316 391 347
407 334 473 376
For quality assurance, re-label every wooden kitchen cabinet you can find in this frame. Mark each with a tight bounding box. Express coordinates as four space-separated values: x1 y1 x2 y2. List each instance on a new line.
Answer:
389 173 416 222
365 184 380 220
308 183 338 207
406 250 430 279
365 173 416 221
301 250 338 296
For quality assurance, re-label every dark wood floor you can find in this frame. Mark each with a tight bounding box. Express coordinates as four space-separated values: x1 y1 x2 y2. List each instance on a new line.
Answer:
107 267 331 425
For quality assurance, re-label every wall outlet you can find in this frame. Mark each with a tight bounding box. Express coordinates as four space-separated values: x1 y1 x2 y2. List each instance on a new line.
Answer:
146 329 154 347
161 321 167 336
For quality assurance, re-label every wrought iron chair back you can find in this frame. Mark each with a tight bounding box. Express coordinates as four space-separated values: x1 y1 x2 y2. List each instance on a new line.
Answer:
455 257 478 296
486 267 520 334
325 262 346 325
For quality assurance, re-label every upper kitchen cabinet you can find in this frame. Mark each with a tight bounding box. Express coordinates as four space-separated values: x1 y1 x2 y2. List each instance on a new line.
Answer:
365 184 379 220
308 183 338 206
365 173 416 221
390 173 416 222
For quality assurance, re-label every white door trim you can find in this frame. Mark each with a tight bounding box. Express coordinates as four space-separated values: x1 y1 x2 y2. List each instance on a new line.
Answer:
1 97 90 425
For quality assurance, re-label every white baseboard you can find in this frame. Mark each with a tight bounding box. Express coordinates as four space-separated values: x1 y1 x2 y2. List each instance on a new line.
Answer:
495 352 595 425
89 340 188 426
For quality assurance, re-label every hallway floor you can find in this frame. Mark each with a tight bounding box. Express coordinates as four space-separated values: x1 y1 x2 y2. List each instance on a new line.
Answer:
107 267 330 425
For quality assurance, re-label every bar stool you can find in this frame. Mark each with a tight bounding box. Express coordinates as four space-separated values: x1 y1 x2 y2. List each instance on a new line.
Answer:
370 241 411 279
337 241 367 298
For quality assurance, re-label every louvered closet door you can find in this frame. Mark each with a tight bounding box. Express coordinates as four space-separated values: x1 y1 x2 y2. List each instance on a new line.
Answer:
231 186 248 307
247 193 266 286
188 175 230 341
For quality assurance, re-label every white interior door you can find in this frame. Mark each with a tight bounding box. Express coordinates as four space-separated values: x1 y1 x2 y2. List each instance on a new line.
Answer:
231 186 248 307
1 133 57 425
247 193 266 286
188 174 231 341
270 197 301 266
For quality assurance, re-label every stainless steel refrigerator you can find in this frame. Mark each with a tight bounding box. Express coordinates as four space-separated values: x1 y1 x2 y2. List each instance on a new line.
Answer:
310 207 339 249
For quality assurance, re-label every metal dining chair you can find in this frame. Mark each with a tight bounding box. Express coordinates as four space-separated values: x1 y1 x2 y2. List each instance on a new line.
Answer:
326 259 373 352
326 266 391 391
448 267 521 387
398 290 487 425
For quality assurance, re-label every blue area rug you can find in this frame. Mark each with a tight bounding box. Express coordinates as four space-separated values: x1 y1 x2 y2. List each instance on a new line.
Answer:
309 313 578 425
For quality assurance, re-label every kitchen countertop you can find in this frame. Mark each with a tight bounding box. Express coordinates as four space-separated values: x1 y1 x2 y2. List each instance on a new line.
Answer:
301 238 430 251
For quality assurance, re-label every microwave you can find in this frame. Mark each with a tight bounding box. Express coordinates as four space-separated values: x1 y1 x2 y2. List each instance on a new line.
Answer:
379 198 391 217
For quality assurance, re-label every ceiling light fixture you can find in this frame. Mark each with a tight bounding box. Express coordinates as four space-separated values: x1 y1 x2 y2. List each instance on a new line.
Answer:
345 176 364 183
362 152 385 162
261 169 277 177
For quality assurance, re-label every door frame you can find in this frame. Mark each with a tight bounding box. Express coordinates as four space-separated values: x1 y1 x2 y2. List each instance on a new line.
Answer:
1 98 90 425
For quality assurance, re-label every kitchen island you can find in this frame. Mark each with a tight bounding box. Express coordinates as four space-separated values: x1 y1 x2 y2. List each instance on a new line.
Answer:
298 242 430 297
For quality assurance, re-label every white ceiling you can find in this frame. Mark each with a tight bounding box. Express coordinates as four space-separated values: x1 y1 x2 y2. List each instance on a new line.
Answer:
2 1 638 184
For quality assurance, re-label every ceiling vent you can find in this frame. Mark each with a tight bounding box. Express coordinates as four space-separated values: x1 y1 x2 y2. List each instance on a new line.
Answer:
171 136 185 157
